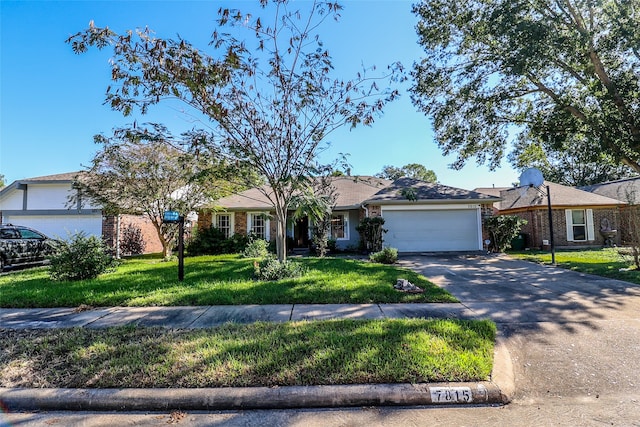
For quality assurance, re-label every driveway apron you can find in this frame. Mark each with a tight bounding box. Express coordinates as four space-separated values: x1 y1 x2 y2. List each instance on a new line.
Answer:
400 253 640 415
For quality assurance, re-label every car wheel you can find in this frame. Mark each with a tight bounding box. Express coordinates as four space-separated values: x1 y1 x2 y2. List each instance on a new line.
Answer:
0 257 4 272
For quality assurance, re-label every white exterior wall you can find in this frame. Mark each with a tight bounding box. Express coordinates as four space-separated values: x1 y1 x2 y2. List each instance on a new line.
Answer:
26 184 75 209
3 214 103 240
0 191 24 210
1 181 104 240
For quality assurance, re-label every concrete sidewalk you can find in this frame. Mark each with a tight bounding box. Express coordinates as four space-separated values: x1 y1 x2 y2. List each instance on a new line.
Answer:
0 303 512 411
0 303 482 329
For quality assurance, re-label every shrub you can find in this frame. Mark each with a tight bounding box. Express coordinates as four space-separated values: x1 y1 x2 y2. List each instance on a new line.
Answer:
49 232 119 281
186 226 250 256
253 255 306 281
356 217 387 252
119 224 146 256
370 247 398 264
485 215 528 252
243 238 270 258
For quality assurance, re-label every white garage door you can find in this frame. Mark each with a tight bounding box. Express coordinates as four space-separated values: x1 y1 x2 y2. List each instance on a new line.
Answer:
3 215 103 240
382 208 480 252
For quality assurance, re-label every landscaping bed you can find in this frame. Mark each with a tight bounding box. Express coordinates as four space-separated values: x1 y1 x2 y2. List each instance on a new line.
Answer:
0 318 496 388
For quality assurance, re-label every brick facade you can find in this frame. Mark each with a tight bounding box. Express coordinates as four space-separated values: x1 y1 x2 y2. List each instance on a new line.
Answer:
368 205 382 218
197 211 274 240
102 214 164 255
511 207 621 249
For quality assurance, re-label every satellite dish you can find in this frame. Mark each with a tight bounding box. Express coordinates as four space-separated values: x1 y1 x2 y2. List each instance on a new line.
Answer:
519 167 544 188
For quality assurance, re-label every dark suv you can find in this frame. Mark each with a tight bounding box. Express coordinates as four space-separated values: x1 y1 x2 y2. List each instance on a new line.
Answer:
0 224 59 271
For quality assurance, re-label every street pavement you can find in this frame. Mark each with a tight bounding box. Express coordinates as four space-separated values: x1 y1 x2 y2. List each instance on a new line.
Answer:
3 253 640 425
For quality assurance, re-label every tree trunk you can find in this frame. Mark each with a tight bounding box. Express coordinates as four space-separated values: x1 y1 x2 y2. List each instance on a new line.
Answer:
274 203 288 262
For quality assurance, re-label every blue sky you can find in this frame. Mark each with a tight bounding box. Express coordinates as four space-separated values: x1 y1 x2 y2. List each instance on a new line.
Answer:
0 0 518 190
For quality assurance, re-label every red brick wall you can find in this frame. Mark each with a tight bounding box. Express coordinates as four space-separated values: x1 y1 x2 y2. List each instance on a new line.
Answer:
368 205 382 218
197 211 213 230
506 207 621 249
120 214 163 254
234 212 247 235
102 214 163 255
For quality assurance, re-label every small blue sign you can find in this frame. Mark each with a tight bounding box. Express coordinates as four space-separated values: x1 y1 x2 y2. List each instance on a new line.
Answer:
163 210 181 223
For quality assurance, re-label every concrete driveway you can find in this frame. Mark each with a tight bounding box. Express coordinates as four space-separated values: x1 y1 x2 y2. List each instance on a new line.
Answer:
401 253 640 421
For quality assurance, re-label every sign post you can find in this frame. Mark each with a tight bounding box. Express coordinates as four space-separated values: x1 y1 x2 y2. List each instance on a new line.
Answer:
163 210 185 281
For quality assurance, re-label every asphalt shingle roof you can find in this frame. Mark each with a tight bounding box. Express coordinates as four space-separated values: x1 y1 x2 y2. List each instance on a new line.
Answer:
580 176 640 203
366 178 500 204
18 171 84 182
215 176 392 210
473 187 510 198
499 181 625 211
214 176 499 210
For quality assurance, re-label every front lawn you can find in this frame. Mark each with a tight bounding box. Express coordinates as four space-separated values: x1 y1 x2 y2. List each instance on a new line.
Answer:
511 247 640 284
0 318 496 388
0 255 456 307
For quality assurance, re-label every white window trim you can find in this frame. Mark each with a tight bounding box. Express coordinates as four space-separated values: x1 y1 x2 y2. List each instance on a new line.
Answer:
330 211 349 241
213 212 235 238
565 209 594 242
247 212 270 241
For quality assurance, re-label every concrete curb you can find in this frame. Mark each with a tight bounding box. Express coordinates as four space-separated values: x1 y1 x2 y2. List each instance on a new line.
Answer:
0 381 507 411
489 336 515 404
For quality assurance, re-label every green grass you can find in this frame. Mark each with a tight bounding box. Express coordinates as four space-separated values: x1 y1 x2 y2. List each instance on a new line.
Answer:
0 319 496 388
0 254 456 307
511 247 640 284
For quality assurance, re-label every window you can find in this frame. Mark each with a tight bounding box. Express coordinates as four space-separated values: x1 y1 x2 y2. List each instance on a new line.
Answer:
565 209 594 242
571 210 586 241
215 213 233 239
330 213 349 240
0 228 19 239
17 228 45 239
248 213 269 240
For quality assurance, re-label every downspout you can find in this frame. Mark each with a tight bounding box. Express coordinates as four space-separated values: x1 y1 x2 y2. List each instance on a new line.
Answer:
361 204 369 218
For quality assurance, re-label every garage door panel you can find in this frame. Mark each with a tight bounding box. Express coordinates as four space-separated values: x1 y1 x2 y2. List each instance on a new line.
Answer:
3 215 103 240
382 209 479 252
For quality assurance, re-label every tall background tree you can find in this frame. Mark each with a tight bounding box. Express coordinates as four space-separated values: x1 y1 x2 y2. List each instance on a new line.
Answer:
411 0 640 173
375 163 437 182
509 132 637 186
68 0 403 262
74 124 244 258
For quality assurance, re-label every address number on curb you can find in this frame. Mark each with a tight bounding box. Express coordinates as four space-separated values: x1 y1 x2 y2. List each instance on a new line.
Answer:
430 387 473 403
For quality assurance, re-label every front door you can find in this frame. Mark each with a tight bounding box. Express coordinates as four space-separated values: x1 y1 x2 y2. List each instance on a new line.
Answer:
293 217 310 248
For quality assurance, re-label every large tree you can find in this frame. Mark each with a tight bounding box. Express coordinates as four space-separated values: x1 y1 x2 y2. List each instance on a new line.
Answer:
509 132 637 186
375 163 437 182
411 0 640 172
67 0 402 262
74 124 244 258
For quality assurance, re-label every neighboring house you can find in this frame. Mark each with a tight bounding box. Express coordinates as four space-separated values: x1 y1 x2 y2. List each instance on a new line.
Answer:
580 176 640 203
199 176 500 252
0 172 163 254
497 181 626 249
472 186 510 214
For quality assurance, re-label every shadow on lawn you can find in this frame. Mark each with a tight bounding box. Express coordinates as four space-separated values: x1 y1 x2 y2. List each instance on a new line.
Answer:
0 255 456 307
0 319 495 388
